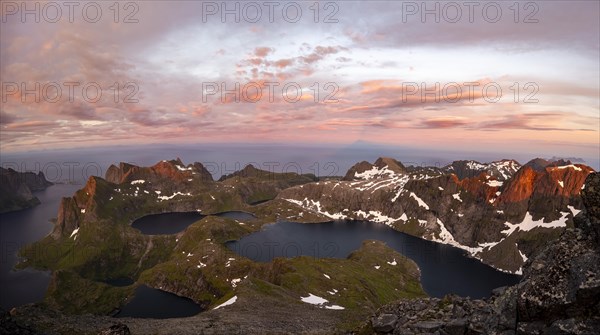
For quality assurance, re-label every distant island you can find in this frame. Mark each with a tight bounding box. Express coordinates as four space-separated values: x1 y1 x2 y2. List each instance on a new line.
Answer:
0 167 53 214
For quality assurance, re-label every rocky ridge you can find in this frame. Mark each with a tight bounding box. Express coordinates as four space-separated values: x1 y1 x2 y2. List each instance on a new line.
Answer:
365 172 600 334
279 157 593 273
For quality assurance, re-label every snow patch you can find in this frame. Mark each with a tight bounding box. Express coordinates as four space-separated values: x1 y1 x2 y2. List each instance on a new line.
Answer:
157 192 192 201
213 296 237 310
387 259 397 266
502 212 569 236
432 218 483 255
409 192 430 210
452 193 463 202
354 165 395 180
466 161 486 170
175 165 193 171
301 293 328 305
558 180 564 188
486 180 503 187
131 180 145 185
325 305 345 310
554 165 582 172
518 247 528 263
323 274 330 279
70 228 79 239
567 205 581 217
300 293 345 310
367 210 400 226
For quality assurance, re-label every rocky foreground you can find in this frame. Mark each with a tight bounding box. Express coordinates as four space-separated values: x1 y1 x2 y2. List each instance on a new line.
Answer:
364 172 600 334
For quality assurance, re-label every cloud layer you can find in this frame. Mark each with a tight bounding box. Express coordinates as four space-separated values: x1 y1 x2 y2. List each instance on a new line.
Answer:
1 1 598 160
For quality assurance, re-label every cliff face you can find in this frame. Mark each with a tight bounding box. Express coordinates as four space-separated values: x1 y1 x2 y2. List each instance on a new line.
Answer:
105 158 213 185
278 158 593 273
367 172 600 334
0 167 53 213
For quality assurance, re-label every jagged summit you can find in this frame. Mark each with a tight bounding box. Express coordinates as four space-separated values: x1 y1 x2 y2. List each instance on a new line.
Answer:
374 157 406 174
106 159 214 184
343 157 407 181
443 159 521 181
523 157 574 172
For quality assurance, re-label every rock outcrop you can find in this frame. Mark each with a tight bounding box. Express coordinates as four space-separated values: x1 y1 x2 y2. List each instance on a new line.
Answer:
365 172 600 334
98 323 131 335
0 308 39 334
0 167 53 213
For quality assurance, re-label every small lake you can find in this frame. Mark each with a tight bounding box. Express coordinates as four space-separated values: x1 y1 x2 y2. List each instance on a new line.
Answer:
227 220 520 299
213 211 256 221
115 285 203 319
103 277 135 287
0 184 82 309
131 212 204 235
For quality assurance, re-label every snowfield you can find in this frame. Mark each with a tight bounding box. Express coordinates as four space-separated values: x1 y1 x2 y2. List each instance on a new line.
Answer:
213 296 237 310
300 293 345 310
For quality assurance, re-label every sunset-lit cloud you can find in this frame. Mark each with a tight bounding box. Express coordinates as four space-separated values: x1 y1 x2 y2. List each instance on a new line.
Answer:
0 1 598 164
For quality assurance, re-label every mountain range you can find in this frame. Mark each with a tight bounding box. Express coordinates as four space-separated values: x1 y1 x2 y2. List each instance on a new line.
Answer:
6 156 595 334
279 156 591 273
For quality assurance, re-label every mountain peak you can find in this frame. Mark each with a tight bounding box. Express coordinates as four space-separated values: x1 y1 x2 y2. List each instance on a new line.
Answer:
524 158 573 172
374 157 407 173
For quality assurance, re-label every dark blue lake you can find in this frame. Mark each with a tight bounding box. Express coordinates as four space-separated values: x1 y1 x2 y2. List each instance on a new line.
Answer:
213 211 256 221
115 285 203 319
227 220 521 299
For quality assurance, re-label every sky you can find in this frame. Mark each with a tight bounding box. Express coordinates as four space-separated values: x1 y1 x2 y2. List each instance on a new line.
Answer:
1 1 599 164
